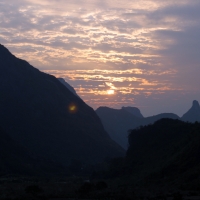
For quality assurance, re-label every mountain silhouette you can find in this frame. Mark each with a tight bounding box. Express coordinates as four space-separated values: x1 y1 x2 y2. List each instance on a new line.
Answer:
140 113 180 126
0 44 124 167
96 107 180 149
122 106 144 118
96 107 140 149
181 100 200 122
58 78 80 98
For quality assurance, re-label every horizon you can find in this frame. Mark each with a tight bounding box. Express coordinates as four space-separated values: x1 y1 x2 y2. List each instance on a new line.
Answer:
0 0 200 117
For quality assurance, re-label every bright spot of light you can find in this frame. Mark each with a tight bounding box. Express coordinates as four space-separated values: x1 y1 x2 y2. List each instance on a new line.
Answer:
68 103 78 113
107 90 115 95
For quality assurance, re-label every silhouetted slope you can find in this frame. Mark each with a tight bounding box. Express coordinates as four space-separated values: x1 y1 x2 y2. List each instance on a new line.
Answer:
96 107 140 149
0 126 32 175
96 106 180 149
126 119 200 188
122 106 144 118
182 100 200 122
0 126 68 176
0 44 124 166
140 113 180 126
58 78 80 98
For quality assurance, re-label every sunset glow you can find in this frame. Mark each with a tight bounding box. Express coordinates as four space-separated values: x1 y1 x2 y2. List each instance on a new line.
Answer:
107 90 115 95
1 0 200 116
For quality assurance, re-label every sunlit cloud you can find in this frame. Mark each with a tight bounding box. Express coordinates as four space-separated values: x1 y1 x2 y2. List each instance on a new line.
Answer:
1 0 200 116
43 68 185 115
107 90 115 95
1 0 194 70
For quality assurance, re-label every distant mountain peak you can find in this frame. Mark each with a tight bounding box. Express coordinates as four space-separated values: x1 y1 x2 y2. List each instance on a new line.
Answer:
122 106 144 118
192 100 200 108
181 100 200 122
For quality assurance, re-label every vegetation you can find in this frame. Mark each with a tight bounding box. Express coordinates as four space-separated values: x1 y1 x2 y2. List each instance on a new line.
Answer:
1 119 200 199
116 119 200 192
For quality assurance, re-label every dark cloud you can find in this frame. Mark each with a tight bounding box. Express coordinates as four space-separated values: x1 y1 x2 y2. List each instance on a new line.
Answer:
149 2 200 22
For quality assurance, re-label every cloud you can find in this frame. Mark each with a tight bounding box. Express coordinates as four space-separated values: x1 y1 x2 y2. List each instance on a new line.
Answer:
43 68 181 101
1 0 200 116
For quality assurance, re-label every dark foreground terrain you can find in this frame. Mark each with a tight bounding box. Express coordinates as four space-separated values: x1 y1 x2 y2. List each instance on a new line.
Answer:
1 176 200 200
1 119 200 199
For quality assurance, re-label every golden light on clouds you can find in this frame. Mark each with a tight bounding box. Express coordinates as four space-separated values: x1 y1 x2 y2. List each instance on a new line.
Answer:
107 89 115 95
42 68 185 114
1 0 200 116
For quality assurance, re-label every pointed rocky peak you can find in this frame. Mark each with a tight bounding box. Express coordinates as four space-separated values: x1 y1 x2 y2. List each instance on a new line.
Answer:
181 100 200 123
192 100 200 108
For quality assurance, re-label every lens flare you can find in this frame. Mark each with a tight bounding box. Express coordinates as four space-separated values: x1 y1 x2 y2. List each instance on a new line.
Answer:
68 103 78 113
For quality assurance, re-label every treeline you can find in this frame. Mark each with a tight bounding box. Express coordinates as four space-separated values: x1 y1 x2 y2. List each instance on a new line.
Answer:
95 119 200 191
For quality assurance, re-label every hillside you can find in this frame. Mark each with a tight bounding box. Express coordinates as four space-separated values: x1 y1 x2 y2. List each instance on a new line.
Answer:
96 106 180 149
0 126 32 175
0 126 67 176
0 44 124 168
126 119 200 189
58 78 80 98
96 107 140 149
121 106 144 118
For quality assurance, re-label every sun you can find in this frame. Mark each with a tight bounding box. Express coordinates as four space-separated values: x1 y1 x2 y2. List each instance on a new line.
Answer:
107 90 115 95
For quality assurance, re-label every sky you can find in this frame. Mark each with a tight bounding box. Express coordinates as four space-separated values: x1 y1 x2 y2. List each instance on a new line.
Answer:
0 0 200 117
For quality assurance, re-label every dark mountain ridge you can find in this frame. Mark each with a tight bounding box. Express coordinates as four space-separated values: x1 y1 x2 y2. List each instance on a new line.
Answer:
58 78 80 98
96 100 200 149
96 106 180 149
0 44 124 169
96 107 141 149
122 106 144 118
